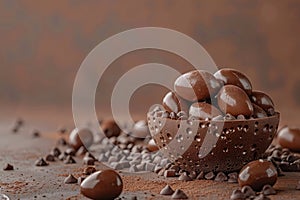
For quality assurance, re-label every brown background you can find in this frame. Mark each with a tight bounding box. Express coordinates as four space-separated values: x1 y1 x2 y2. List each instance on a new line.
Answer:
0 0 299 127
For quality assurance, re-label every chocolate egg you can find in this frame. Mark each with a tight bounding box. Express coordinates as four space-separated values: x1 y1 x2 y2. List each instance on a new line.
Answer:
189 102 223 120
278 126 300 152
251 91 275 116
217 85 253 117
174 70 222 102
162 91 189 113
80 170 123 200
69 128 94 151
214 68 252 95
238 160 277 191
100 120 121 138
252 104 267 118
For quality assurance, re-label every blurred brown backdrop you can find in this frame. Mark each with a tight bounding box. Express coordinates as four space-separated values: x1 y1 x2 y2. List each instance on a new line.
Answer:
0 0 299 126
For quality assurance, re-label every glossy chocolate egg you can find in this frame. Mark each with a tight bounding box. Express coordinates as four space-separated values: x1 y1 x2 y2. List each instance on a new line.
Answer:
80 170 123 200
278 126 300 152
214 68 252 95
69 128 94 151
100 120 121 138
174 70 222 102
252 104 267 118
162 91 189 113
189 102 223 120
238 160 277 191
251 91 275 116
217 85 253 117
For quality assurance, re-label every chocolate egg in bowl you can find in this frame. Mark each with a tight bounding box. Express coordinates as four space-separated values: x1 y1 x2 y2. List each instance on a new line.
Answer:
147 69 280 173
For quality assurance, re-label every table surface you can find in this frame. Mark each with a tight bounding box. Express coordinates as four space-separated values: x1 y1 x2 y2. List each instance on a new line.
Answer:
0 122 300 200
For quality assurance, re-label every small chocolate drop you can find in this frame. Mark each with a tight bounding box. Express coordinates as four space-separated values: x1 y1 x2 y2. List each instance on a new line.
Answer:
160 185 174 195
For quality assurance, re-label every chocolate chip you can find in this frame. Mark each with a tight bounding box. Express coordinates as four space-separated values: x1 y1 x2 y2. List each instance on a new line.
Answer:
83 157 95 165
35 158 48 166
64 174 77 184
171 189 188 199
76 146 88 156
63 155 76 164
154 165 162 173
65 148 76 156
189 171 197 179
50 147 61 157
241 185 255 197
77 176 86 184
214 172 228 182
145 163 156 172
57 138 67 146
3 163 14 171
83 166 96 175
178 172 192 181
230 189 246 200
253 194 270 200
228 172 238 183
129 165 138 172
204 171 215 180
261 185 276 195
160 185 174 195
196 171 204 180
45 154 55 162
32 130 40 138
58 152 67 161
164 169 176 177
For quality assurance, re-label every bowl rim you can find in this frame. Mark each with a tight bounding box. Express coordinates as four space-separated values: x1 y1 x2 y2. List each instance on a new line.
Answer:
147 111 280 123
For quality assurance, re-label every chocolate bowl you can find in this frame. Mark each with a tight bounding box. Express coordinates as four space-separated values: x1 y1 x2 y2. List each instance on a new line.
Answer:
147 112 280 173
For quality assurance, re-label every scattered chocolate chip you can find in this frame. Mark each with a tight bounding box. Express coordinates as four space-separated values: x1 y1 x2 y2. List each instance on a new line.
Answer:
196 171 204 180
171 189 188 199
57 138 67 146
58 152 67 161
100 120 121 138
83 166 96 175
228 172 238 183
253 193 270 200
45 154 55 162
241 185 256 198
76 146 88 156
65 148 76 156
35 158 48 166
189 171 197 179
77 176 86 184
261 184 276 195
164 169 176 177
58 127 67 134
32 130 40 138
160 185 174 195
204 171 215 180
50 147 61 157
230 189 246 200
178 172 192 181
3 163 14 171
63 155 76 164
64 174 77 184
83 157 95 165
215 172 228 182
